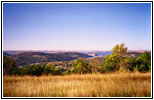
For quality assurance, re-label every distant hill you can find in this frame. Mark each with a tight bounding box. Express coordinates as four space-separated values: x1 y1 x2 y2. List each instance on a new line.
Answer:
3 50 150 67
4 51 24 55
127 51 151 57
4 52 92 66
3 52 12 56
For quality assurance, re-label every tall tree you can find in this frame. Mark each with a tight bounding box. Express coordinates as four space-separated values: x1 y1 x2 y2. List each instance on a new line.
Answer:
102 43 129 72
111 43 127 59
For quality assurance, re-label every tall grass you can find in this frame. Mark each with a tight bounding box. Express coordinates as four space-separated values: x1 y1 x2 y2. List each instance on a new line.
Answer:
3 72 151 97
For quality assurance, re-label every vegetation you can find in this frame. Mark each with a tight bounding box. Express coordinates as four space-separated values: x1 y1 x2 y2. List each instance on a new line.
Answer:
3 43 151 76
72 59 90 74
3 43 151 97
3 52 91 66
11 64 63 76
3 55 16 75
3 73 151 97
135 51 151 72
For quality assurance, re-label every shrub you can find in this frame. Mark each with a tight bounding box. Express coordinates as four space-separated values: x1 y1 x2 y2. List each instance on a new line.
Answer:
101 53 120 72
72 59 90 74
135 51 151 72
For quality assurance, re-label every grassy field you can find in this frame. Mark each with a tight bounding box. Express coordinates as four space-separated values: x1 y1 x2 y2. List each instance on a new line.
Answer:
3 72 151 97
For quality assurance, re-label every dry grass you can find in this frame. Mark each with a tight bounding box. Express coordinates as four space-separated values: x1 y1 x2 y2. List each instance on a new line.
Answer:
3 72 151 97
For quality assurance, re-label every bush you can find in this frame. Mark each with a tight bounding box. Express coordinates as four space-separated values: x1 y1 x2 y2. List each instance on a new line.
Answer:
135 51 151 72
72 59 91 74
101 53 120 72
11 64 63 76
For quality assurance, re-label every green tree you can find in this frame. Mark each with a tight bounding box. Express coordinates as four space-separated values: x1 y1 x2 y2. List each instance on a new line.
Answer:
72 59 90 74
101 43 130 72
112 43 127 54
113 43 130 70
101 53 120 72
135 51 151 72
43 64 54 75
111 43 127 59
26 64 44 76
119 55 132 72
53 68 62 75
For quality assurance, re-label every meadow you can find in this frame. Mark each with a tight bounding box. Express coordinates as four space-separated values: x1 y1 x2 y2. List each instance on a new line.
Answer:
3 72 151 97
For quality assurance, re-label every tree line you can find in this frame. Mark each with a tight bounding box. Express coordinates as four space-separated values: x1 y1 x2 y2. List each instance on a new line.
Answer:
3 43 151 76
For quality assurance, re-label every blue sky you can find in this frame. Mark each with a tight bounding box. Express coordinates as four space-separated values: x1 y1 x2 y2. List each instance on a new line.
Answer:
3 3 151 51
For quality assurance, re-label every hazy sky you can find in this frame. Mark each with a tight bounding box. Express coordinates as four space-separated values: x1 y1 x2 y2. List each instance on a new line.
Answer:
3 3 151 51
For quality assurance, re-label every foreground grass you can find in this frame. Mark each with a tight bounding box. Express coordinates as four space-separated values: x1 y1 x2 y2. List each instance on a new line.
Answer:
3 72 151 97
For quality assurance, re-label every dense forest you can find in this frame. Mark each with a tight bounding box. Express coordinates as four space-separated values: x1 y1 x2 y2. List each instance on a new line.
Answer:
3 43 151 76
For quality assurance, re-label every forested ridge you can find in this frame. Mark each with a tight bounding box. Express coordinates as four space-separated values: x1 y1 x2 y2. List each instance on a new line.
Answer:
3 52 91 66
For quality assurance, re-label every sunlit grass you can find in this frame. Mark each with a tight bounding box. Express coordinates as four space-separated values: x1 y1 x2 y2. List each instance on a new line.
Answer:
3 72 151 97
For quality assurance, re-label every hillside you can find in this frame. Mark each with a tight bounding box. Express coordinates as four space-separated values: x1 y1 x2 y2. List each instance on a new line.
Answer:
3 52 12 56
3 52 91 66
3 50 150 67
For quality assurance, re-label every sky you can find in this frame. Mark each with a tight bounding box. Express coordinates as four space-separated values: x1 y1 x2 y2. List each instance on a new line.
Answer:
3 3 151 51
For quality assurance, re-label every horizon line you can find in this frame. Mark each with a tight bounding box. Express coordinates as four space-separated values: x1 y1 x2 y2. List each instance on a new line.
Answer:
3 49 151 51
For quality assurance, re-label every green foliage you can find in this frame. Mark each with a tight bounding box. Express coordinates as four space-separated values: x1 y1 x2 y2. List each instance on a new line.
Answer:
111 43 127 55
52 68 62 75
102 42 129 73
119 55 132 71
102 43 151 73
124 57 137 72
135 51 151 72
4 44 151 76
26 65 44 76
111 44 119 53
11 64 63 76
101 53 120 72
43 64 55 75
72 59 90 74
11 67 27 76
62 70 71 75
